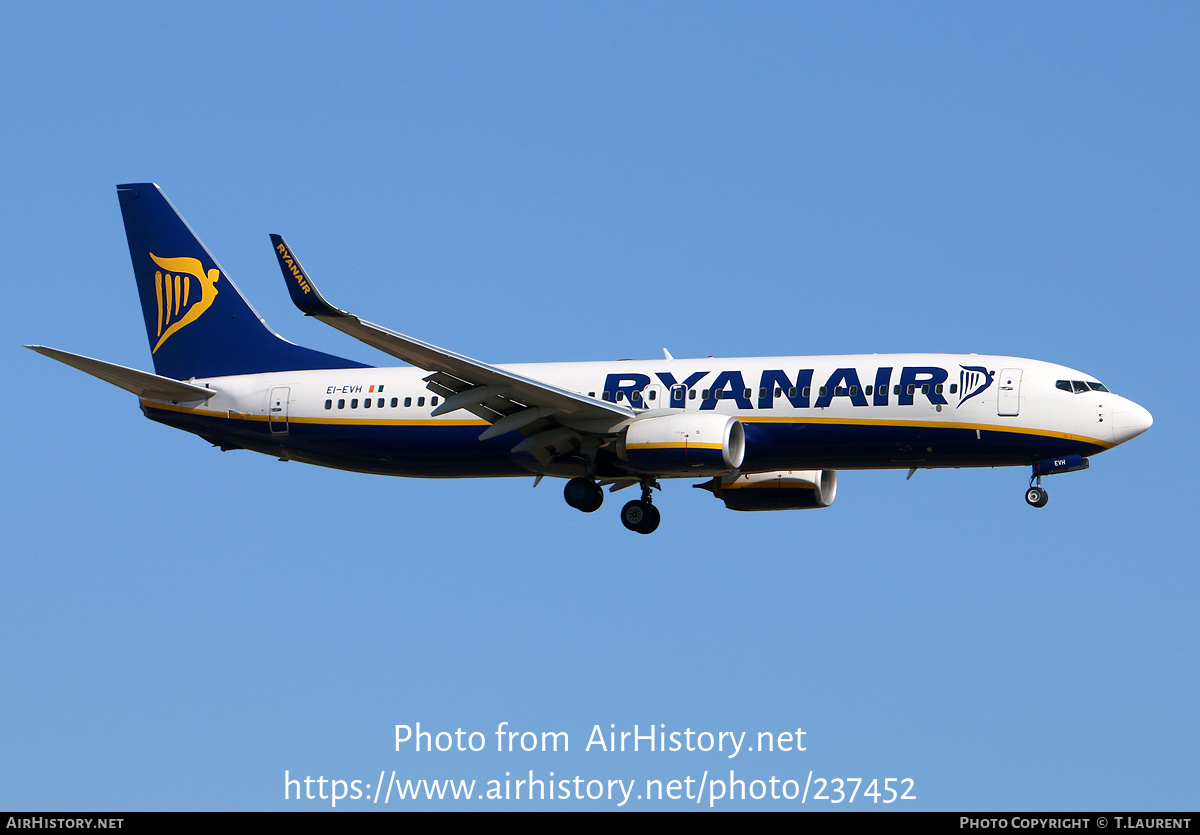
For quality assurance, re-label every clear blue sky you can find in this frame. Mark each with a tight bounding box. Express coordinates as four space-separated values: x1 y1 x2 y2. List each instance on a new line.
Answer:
2 2 1195 810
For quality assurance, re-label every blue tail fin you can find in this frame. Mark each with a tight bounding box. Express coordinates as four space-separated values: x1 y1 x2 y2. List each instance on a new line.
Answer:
117 183 369 379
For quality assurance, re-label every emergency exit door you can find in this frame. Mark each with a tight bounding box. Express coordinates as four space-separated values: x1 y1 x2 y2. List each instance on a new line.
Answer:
269 387 290 433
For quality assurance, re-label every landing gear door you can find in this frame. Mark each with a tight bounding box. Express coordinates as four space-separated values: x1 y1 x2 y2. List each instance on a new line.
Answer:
997 369 1022 416
269 386 290 434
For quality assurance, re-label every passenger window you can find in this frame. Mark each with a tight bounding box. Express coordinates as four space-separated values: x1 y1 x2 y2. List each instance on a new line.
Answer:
714 390 723 400
865 385 873 396
689 389 697 400
363 397 372 408
672 388 683 401
325 399 332 410
907 385 915 396
404 397 412 407
834 386 844 396
702 389 710 399
850 385 859 396
819 387 827 397
391 398 398 407
802 387 810 398
417 396 425 407
431 397 439 406
787 387 795 398
602 391 610 401
351 398 358 408
949 384 957 394
921 384 929 395
338 399 345 409
935 384 943 394
894 385 901 395
648 390 656 401
775 387 782 397
744 389 752 399
616 391 624 401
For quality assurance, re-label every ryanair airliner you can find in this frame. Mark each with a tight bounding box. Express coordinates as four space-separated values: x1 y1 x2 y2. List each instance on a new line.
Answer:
28 184 1153 534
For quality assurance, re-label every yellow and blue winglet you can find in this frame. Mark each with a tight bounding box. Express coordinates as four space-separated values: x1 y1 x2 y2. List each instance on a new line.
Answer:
270 234 347 319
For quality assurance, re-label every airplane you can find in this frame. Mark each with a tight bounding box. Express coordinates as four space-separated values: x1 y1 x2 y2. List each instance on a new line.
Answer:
27 183 1153 534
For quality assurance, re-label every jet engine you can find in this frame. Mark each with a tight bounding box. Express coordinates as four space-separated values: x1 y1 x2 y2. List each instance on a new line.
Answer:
696 469 837 511
616 413 745 475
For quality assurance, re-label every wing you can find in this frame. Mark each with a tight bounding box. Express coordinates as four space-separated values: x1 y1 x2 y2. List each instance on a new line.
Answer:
270 235 634 461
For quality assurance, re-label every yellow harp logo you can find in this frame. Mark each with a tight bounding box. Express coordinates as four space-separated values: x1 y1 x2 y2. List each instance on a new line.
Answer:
150 253 220 353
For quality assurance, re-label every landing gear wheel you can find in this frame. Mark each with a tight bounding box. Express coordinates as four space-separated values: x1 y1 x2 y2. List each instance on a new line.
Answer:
564 477 603 513
1025 486 1049 508
620 499 661 534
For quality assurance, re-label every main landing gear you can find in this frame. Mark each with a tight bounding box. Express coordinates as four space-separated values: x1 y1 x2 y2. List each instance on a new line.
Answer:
563 477 661 534
621 481 661 535
564 477 604 513
1025 477 1049 508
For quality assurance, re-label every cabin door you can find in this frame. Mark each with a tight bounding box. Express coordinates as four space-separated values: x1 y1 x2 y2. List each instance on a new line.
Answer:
997 369 1022 416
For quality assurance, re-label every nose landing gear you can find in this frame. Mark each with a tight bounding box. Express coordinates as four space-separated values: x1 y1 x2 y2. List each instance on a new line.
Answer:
1025 483 1049 508
1025 470 1050 508
1024 455 1091 507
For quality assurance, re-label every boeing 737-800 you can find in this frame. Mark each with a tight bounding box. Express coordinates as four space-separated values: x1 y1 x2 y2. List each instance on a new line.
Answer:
28 184 1153 533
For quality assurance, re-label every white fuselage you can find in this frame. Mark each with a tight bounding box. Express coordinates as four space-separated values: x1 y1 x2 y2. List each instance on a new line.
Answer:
139 353 1152 479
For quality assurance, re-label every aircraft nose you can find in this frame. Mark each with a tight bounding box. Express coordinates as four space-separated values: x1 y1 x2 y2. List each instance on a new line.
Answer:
1112 400 1153 444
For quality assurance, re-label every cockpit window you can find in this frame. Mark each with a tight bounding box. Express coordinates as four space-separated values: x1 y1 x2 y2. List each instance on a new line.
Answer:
1057 379 1112 394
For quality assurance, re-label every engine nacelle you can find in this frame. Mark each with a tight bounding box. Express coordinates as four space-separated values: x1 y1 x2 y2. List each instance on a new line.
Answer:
617 413 745 475
696 469 837 511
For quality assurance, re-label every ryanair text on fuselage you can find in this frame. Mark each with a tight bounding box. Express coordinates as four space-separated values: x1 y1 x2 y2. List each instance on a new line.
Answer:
600 365 994 411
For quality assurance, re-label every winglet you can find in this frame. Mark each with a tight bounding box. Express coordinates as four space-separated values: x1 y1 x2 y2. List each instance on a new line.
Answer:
270 234 346 318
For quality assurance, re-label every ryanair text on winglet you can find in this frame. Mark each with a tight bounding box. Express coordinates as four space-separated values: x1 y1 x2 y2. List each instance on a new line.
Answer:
275 242 312 295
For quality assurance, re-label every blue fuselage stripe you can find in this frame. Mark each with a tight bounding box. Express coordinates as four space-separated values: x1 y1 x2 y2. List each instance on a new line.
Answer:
144 406 1106 478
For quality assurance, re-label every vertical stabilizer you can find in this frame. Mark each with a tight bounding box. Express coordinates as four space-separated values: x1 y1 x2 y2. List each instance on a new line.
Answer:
117 183 368 379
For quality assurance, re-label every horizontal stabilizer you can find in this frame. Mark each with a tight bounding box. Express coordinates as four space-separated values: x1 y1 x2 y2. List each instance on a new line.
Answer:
26 345 217 402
